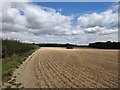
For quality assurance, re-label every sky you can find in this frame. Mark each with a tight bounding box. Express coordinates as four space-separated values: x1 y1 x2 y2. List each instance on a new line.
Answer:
1 1 119 45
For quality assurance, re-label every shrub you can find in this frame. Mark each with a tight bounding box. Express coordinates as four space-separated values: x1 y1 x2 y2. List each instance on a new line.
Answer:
2 39 38 58
66 45 73 49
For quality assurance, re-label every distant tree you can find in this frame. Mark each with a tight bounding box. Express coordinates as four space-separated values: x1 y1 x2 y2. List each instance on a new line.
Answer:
88 41 120 49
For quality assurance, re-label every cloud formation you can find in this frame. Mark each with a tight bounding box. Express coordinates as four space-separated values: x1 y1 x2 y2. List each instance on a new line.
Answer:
1 2 118 44
77 10 118 28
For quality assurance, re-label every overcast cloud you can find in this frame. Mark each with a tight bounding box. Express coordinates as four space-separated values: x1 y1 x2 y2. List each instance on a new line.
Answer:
1 2 118 44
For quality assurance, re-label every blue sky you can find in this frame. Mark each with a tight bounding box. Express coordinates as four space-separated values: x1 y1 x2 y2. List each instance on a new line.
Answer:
32 2 115 15
31 2 117 27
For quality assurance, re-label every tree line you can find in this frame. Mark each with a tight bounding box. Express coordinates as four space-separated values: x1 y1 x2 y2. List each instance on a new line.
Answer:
35 41 120 49
34 43 88 48
88 41 120 49
2 40 120 58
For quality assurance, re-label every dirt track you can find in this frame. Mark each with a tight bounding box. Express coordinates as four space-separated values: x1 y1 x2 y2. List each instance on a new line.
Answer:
10 47 118 88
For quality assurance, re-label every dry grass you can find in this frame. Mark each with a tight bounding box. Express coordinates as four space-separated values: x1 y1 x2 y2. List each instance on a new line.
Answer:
7 47 118 88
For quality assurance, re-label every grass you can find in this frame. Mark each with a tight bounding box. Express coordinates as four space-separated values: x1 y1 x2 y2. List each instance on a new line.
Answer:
0 61 2 87
2 49 39 84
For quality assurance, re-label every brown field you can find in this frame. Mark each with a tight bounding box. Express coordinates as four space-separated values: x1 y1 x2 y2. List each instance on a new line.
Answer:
7 47 119 88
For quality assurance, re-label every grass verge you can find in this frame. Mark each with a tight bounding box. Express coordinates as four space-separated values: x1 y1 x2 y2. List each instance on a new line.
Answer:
2 48 39 84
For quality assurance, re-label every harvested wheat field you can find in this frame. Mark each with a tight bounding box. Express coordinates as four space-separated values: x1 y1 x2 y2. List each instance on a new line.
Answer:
9 47 118 88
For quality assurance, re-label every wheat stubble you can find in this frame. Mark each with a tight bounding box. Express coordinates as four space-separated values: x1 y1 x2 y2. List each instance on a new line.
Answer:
13 47 118 88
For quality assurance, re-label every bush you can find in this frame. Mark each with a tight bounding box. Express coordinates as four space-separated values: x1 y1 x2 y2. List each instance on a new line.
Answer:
66 45 73 49
2 39 38 58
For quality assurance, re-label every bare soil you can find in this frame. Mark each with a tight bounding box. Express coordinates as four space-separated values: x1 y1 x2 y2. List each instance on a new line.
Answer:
6 47 119 88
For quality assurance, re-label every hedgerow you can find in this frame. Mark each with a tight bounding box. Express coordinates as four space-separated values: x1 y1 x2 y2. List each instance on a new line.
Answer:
2 39 38 58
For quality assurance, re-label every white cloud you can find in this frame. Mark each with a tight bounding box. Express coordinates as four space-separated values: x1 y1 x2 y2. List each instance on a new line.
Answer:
2 2 73 35
77 10 118 28
57 8 62 12
2 23 27 32
84 26 101 33
2 32 43 43
84 26 118 35
1 2 118 44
